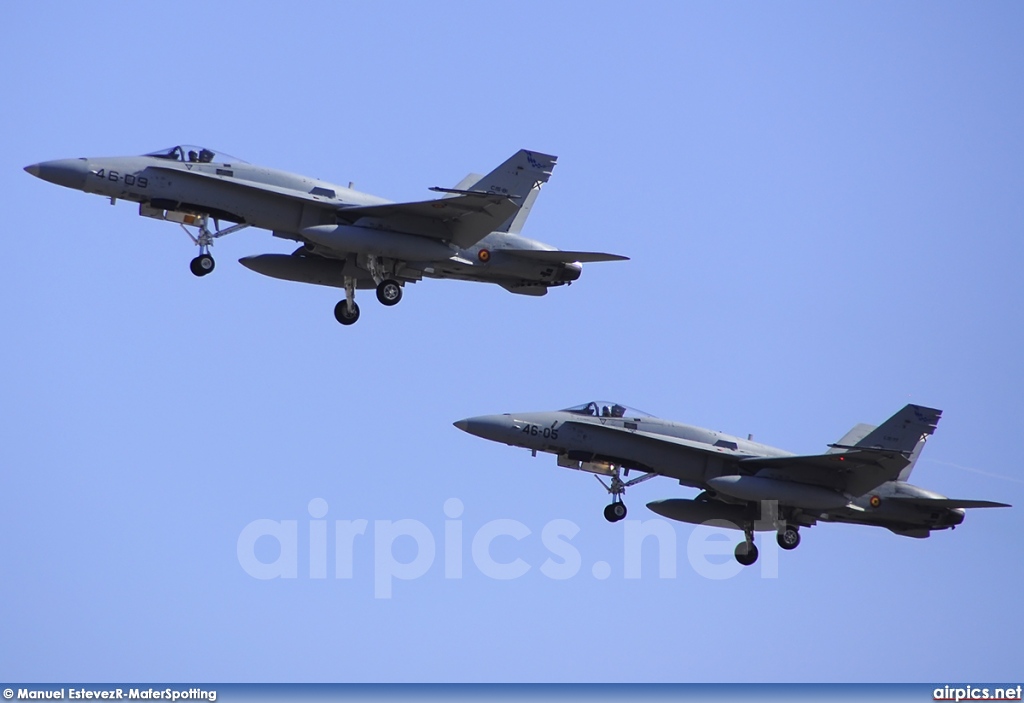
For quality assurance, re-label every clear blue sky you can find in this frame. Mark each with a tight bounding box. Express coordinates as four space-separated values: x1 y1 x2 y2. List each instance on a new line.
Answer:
2 1 1021 683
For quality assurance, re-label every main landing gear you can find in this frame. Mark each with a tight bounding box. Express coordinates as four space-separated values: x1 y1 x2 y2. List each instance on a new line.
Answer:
732 524 801 566
596 465 656 523
375 279 402 306
734 528 759 567
332 257 404 326
776 526 800 550
181 214 249 278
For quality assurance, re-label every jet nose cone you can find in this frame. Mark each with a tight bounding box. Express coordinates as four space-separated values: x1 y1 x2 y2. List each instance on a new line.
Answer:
453 414 516 443
24 158 89 190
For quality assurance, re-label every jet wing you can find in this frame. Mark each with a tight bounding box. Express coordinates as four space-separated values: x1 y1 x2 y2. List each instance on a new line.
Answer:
334 193 520 248
737 449 911 497
510 250 629 263
563 422 913 497
148 166 517 248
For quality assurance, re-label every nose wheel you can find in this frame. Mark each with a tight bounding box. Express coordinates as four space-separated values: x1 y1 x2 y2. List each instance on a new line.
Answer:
190 254 215 277
595 465 654 523
180 214 249 278
603 501 627 523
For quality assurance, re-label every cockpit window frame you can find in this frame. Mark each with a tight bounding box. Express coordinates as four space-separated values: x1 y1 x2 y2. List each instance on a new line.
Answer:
144 145 246 165
561 401 653 418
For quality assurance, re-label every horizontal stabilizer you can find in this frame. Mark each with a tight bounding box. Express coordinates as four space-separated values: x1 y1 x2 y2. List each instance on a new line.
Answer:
892 497 1011 510
510 250 629 263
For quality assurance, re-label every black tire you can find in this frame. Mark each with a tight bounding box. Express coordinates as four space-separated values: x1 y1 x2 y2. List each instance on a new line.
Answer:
196 254 215 276
734 541 759 566
334 300 360 326
189 255 214 277
603 504 617 523
777 528 800 550
376 279 402 306
610 502 627 521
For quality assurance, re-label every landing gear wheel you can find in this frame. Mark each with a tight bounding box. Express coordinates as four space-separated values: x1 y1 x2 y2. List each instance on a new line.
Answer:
376 279 403 306
190 254 215 277
603 502 627 522
334 300 360 326
734 541 759 566
777 527 800 550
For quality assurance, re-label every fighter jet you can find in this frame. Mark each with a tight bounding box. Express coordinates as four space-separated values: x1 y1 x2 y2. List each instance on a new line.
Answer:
454 402 1009 565
24 146 626 325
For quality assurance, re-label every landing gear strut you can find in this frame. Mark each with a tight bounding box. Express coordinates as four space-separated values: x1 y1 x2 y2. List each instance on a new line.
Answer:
735 527 758 566
181 214 249 278
332 259 404 325
596 465 655 523
334 276 360 325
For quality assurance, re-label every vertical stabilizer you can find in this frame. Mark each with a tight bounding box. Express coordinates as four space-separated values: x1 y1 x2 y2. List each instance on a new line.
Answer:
497 179 544 234
826 423 876 454
896 435 930 482
471 150 557 234
855 404 942 455
443 173 484 196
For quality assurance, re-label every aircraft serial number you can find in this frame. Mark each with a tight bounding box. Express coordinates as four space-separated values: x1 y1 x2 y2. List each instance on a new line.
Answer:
521 424 559 440
93 169 148 188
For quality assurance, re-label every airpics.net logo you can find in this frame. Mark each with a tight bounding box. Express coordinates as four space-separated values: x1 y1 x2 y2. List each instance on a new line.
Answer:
236 498 785 598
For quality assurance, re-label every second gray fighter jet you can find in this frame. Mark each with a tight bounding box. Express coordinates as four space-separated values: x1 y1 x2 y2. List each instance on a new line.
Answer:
454 402 1009 565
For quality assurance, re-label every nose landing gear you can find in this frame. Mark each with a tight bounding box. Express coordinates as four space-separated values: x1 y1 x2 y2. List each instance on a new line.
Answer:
603 500 627 523
180 214 249 278
596 465 655 523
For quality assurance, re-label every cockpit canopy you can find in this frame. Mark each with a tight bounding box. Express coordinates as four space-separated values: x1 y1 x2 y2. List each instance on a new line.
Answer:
561 401 652 419
144 145 245 165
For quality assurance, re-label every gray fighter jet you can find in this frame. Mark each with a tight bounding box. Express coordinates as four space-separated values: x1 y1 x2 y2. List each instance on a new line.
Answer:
24 146 626 324
454 402 1009 565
